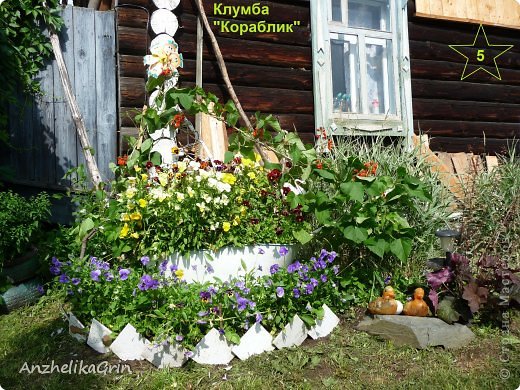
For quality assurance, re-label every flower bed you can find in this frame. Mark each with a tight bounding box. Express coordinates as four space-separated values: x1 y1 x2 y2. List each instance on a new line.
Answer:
53 249 345 367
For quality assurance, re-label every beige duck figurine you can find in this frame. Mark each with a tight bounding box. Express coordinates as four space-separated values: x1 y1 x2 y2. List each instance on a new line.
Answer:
403 287 429 317
368 286 403 315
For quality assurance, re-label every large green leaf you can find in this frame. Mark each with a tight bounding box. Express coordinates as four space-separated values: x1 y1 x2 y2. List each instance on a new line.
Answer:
314 169 336 181
365 237 388 258
343 226 368 244
437 297 460 324
340 181 364 202
389 238 412 261
293 229 313 244
79 217 95 239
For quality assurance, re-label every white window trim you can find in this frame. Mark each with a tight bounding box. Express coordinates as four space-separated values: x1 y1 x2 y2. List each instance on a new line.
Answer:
311 0 413 140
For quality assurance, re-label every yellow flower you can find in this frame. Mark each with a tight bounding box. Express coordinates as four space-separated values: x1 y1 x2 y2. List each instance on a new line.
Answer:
242 158 254 167
119 223 129 238
121 213 130 222
138 199 148 208
130 232 139 239
134 165 142 173
247 172 256 180
221 173 236 185
175 269 184 279
177 161 187 173
141 173 148 181
171 146 179 154
130 212 142 220
233 216 240 226
240 206 247 216
158 172 169 187
254 153 261 162
223 222 231 232
125 188 137 198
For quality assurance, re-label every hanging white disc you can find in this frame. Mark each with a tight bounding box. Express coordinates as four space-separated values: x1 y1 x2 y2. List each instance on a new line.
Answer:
150 33 178 50
150 9 179 36
152 0 180 10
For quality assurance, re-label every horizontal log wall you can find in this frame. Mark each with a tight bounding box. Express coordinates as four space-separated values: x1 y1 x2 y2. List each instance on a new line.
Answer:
116 0 315 151
408 1 520 155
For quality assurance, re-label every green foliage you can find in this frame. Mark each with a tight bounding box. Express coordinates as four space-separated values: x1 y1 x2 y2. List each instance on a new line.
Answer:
460 149 520 267
0 190 50 263
0 0 63 139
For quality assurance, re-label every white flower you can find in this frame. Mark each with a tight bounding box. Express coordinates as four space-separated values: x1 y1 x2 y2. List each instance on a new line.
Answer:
187 187 195 197
189 160 200 170
196 202 206 212
176 192 185 202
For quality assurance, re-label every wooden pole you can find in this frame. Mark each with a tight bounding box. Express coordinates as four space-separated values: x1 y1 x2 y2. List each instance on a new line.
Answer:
49 29 103 187
194 0 269 162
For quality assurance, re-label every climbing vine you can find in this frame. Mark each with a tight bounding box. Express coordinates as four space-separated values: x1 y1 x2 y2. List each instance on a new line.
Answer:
0 0 63 142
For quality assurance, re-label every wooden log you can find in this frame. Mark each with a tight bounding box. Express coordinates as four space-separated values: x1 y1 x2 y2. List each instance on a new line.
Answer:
411 59 520 85
179 13 311 46
120 107 315 134
429 136 520 155
119 76 146 107
409 40 520 69
180 58 313 90
408 21 520 52
414 119 520 139
181 82 314 114
177 32 312 68
412 98 520 122
179 0 311 25
411 79 520 104
119 54 146 77
117 26 150 55
117 7 149 29
199 108 228 161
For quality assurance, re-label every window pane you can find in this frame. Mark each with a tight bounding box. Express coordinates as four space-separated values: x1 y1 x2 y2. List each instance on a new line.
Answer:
366 40 395 115
348 0 390 31
331 0 342 21
331 36 360 113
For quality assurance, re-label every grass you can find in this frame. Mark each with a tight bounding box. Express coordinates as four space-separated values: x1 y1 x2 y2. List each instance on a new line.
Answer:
1 295 519 390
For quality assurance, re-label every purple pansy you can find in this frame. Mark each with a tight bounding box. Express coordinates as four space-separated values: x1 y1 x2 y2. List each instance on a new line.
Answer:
236 295 249 312
270 264 280 275
58 274 69 284
104 272 114 282
293 288 301 298
205 264 214 274
332 265 339 275
175 334 184 342
138 274 159 291
276 286 285 298
310 278 319 288
159 260 168 274
50 265 61 276
199 291 211 302
320 274 328 283
71 277 81 286
90 269 101 282
36 285 45 295
279 246 289 256
169 263 178 272
255 312 263 323
140 256 150 266
119 268 131 280
304 283 315 295
258 248 265 255
327 251 338 263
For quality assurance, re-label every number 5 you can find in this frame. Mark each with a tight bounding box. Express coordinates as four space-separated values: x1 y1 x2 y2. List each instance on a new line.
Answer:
477 50 485 62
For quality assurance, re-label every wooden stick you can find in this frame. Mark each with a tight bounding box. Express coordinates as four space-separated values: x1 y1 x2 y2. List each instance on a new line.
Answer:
49 29 103 187
194 0 269 163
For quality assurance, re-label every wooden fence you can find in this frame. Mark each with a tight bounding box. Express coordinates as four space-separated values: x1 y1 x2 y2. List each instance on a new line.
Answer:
2 6 117 189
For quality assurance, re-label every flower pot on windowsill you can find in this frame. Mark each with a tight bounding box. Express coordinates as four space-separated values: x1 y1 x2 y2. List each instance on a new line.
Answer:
166 244 298 283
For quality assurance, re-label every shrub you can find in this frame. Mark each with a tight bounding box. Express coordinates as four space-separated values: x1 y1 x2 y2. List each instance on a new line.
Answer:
0 190 50 263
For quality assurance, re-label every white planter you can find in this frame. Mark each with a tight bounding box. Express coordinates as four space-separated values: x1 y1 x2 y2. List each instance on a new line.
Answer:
307 304 340 340
192 328 234 365
110 323 147 361
166 244 297 283
142 342 188 368
232 323 274 360
67 312 86 343
273 314 308 349
87 319 112 354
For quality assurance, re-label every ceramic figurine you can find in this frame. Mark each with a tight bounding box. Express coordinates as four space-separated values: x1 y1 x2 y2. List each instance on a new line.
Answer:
368 286 403 315
403 288 429 317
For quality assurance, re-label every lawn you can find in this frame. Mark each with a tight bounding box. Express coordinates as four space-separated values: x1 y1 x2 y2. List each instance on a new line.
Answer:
0 295 518 390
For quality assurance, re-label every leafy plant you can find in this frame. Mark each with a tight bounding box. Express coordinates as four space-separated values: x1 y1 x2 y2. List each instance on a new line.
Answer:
0 190 50 263
426 253 520 324
0 0 63 140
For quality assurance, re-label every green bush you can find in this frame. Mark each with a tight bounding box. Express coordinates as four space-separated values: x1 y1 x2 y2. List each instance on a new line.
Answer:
0 191 51 263
306 137 453 295
460 149 520 268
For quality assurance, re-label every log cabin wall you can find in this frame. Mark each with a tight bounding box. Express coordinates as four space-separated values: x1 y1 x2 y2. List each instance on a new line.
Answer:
408 1 520 155
116 0 315 152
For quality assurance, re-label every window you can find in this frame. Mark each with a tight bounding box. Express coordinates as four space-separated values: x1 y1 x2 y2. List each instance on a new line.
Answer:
311 0 413 137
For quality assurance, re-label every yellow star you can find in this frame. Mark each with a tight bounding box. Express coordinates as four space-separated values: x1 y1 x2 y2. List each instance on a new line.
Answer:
449 24 513 80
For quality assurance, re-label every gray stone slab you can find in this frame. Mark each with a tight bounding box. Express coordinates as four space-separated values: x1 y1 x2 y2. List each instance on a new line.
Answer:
356 315 475 349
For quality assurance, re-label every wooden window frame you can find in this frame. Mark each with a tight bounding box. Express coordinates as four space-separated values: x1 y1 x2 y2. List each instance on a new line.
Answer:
311 0 413 139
